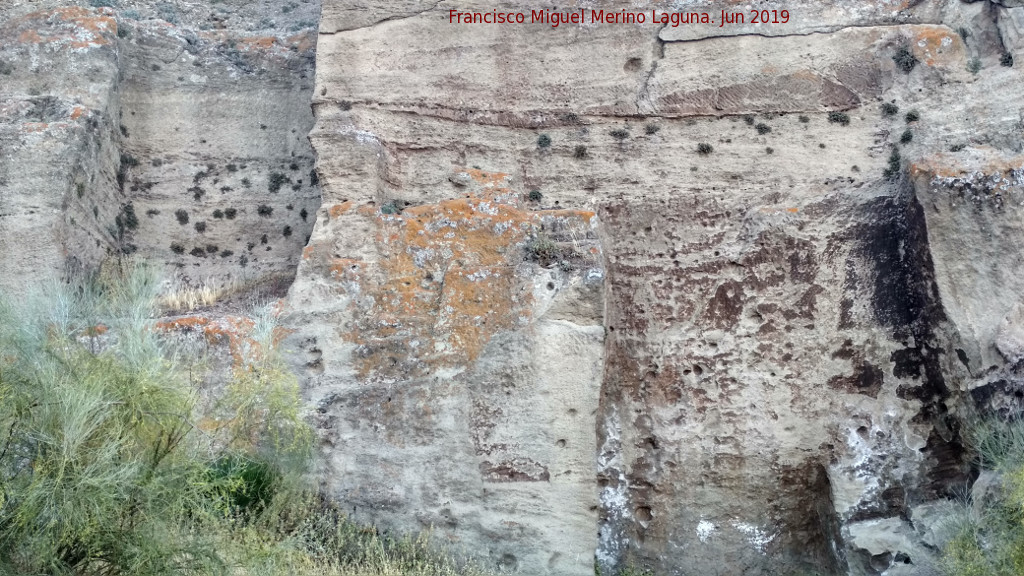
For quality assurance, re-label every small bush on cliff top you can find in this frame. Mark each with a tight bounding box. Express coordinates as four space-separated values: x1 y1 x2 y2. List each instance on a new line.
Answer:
697 142 714 155
537 134 552 149
828 111 850 126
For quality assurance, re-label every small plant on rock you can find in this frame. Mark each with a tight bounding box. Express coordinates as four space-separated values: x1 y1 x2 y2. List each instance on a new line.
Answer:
257 205 273 217
905 110 920 123
609 129 630 141
194 221 207 233
645 123 660 135
755 123 772 135
170 242 185 254
225 208 237 219
882 102 899 117
175 209 189 225
528 190 543 202
697 143 714 155
574 145 588 159
968 57 982 74
893 45 918 73
900 129 913 144
883 148 902 179
537 134 552 149
828 111 850 126
1002 52 1014 67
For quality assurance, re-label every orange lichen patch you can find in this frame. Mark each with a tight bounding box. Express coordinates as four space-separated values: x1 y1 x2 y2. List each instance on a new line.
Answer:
328 201 354 219
69 106 87 121
237 36 277 51
325 188 601 379
155 315 268 367
22 123 49 133
10 7 116 50
302 245 316 260
84 324 108 337
787 207 799 213
285 31 315 52
909 26 964 68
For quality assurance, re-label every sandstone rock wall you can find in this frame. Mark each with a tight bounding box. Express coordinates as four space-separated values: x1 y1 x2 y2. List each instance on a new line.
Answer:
289 1 1024 574
0 0 321 296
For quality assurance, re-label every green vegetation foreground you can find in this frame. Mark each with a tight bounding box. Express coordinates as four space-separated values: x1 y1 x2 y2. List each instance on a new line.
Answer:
0 262 486 576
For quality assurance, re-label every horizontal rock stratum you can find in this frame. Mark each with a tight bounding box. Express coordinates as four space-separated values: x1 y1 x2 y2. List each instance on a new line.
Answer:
5 0 1024 574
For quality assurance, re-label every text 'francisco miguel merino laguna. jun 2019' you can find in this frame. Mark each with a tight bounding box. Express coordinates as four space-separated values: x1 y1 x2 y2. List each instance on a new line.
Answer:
448 8 793 27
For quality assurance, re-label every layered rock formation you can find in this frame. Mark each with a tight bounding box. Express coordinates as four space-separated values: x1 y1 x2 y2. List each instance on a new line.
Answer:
7 0 1024 575
288 0 1024 574
0 0 321 296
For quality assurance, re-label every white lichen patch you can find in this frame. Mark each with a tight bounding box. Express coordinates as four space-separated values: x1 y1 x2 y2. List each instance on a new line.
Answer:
697 520 716 543
732 521 777 554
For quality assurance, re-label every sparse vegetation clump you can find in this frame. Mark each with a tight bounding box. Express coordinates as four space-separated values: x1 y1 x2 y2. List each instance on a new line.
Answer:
528 189 543 202
900 129 914 144
968 57 982 74
610 128 630 141
798 115 809 123
175 208 190 225
697 142 714 155
574 145 588 159
269 172 290 194
645 123 660 135
883 147 902 179
906 110 920 123
828 111 850 126
882 102 900 117
1001 52 1014 67
225 208 238 219
755 123 772 135
537 134 552 149
257 204 274 217
195 220 207 233
893 45 919 73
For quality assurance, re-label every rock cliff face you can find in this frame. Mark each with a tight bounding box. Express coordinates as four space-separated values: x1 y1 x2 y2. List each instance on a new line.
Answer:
0 0 320 296
289 0 1024 574
6 0 1024 574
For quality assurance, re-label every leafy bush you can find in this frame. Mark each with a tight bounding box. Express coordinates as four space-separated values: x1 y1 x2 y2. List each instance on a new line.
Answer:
1001 53 1014 67
195 220 207 233
609 129 630 141
882 102 899 116
798 115 809 123
900 129 914 144
257 205 273 217
213 209 224 219
175 209 190 225
225 208 238 220
968 58 982 74
537 134 551 149
528 190 543 202
171 242 185 254
283 225 293 237
574 145 589 159
755 123 772 135
300 208 309 221
906 110 920 123
644 124 660 135
191 247 207 257
697 143 713 155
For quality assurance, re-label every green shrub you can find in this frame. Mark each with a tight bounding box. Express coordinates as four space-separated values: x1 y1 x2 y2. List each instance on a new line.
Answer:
900 129 913 144
283 225 293 237
528 190 543 202
644 124 660 135
755 123 772 135
883 148 902 179
828 111 850 126
798 115 809 123
766 147 774 155
170 242 185 254
697 142 713 155
191 247 207 257
1001 53 1014 67
225 208 238 220
195 220 207 233
906 110 920 123
537 134 552 149
300 208 309 221
968 57 982 74
175 209 189 225
257 205 273 217
213 209 224 219
609 129 630 141
893 45 918 73
574 145 588 159
882 102 899 116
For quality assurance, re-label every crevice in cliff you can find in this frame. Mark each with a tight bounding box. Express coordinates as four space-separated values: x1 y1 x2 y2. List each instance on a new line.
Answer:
658 20 945 45
636 24 666 115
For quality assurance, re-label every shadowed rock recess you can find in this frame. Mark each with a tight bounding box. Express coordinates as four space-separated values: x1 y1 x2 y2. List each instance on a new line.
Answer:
7 0 1024 574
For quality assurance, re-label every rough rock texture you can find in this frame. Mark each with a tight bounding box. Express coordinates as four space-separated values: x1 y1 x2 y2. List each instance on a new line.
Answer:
8 0 1024 575
285 0 1024 574
0 0 321 296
